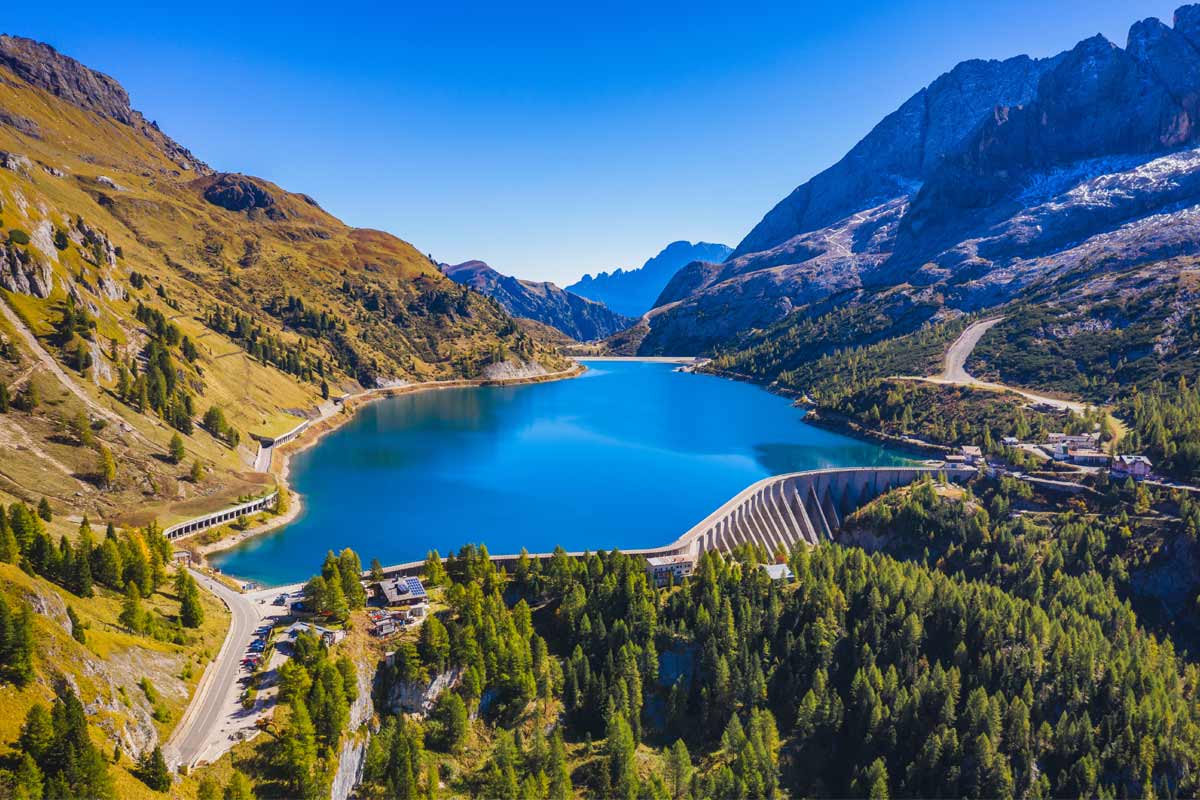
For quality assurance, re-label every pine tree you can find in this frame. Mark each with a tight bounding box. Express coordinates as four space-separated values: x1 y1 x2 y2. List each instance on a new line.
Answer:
667 739 692 799
70 409 94 447
281 699 319 798
7 604 35 685
434 691 468 752
224 770 254 800
0 511 17 563
179 571 204 628
169 432 186 464
67 605 87 644
606 710 638 800
119 581 144 633
0 382 8 413
190 459 205 482
135 746 171 791
98 445 116 489
548 730 571 800
36 497 52 522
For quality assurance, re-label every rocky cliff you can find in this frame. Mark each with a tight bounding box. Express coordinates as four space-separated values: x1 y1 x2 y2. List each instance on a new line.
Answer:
633 4 1200 362
442 260 634 341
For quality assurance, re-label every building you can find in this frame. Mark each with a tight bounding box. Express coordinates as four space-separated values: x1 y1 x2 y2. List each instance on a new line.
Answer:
1112 454 1153 480
645 554 695 587
371 618 397 637
1001 436 1019 447
761 563 794 582
960 445 984 465
286 622 345 647
381 576 428 606
1048 432 1099 449
1068 448 1110 467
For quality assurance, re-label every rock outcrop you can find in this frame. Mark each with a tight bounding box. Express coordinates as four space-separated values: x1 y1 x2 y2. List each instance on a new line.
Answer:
201 173 285 219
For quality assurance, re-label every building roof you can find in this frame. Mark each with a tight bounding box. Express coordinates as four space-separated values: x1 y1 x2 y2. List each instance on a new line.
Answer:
761 564 794 581
961 446 983 456
646 554 694 567
1115 454 1153 466
381 576 428 605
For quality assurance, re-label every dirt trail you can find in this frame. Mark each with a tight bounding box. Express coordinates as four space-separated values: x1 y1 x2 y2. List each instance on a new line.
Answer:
0 299 164 451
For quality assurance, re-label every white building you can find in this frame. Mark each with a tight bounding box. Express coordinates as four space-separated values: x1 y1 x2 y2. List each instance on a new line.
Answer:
761 563 794 582
645 554 695 587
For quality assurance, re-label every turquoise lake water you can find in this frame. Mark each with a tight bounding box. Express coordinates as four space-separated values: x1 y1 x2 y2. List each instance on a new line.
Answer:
211 360 908 585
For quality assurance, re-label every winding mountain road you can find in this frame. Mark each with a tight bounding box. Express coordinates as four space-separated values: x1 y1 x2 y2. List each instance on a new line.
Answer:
164 570 261 769
901 316 1089 413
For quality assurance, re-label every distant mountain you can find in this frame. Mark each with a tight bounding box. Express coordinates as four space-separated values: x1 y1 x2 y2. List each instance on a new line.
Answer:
566 240 732 317
442 261 634 341
630 3 1200 369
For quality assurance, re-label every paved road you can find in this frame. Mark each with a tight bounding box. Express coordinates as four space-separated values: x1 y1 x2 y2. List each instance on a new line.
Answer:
164 570 261 769
900 317 1089 414
939 317 1005 382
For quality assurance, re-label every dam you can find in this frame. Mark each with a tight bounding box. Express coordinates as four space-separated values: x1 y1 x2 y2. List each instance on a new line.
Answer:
374 464 977 578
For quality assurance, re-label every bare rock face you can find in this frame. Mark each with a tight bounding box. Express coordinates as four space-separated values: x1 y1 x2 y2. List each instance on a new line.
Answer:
635 3 1200 357
0 34 210 174
0 35 135 124
0 242 53 297
0 106 40 138
732 55 1055 259
202 174 285 220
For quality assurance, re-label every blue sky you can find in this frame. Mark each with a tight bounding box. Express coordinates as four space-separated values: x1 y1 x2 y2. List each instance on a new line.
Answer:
10 0 1178 284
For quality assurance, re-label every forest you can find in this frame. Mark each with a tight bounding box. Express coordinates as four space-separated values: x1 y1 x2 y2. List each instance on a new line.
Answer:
352 472 1200 800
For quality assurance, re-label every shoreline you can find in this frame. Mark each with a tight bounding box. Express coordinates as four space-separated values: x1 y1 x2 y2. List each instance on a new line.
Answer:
188 363 587 566
574 355 702 364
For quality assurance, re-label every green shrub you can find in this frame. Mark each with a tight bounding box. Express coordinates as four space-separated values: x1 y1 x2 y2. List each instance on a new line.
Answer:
8 228 30 245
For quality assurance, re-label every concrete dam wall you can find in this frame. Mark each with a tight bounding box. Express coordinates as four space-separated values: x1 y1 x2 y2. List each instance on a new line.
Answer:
665 465 976 559
377 465 976 579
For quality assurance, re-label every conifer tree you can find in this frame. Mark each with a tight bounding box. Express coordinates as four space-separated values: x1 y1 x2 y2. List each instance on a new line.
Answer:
98 445 116 489
169 432 186 464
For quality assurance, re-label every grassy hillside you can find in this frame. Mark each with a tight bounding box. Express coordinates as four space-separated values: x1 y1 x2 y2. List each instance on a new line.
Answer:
0 558 228 799
0 39 565 524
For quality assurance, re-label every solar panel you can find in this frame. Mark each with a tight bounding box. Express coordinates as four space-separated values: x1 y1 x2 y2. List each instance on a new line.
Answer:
405 577 427 598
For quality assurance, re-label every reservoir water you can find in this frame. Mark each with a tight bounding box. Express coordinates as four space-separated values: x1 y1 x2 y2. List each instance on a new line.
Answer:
211 360 908 584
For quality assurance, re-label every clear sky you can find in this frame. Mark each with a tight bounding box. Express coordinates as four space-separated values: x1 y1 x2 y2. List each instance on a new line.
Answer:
8 0 1179 285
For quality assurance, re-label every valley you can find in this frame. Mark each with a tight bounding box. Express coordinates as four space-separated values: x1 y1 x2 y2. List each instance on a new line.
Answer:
2 4 1200 800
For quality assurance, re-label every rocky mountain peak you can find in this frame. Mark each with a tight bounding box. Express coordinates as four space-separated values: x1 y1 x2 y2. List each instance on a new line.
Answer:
0 34 210 174
0 35 135 124
1175 4 1200 48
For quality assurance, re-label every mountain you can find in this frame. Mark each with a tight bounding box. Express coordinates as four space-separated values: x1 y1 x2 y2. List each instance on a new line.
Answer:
0 34 565 527
441 260 634 341
633 5 1200 370
566 240 732 317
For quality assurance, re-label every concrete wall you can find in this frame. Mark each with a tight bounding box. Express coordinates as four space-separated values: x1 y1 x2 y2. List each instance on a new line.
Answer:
164 491 279 540
377 465 975 579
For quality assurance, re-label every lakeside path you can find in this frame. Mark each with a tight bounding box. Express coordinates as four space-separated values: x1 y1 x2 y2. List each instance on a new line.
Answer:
897 317 1089 414
187 362 587 562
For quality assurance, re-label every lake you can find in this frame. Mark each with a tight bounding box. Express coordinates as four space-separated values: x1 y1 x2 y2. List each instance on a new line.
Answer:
211 360 908 584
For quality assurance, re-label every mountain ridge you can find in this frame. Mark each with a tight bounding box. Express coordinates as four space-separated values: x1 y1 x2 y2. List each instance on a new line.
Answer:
630 3 1200 370
441 259 633 341
566 240 731 317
